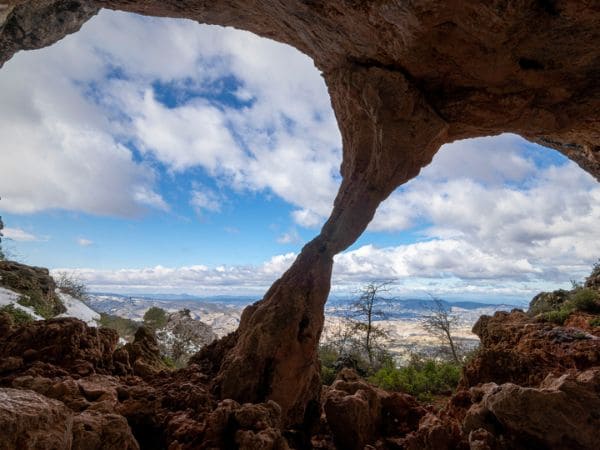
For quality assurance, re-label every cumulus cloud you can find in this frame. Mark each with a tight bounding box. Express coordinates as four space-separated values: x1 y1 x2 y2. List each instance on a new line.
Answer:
3 11 599 298
0 10 339 221
0 37 166 216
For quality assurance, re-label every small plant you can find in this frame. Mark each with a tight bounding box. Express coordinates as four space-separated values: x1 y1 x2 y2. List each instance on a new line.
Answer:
0 304 34 324
98 313 140 341
55 272 89 301
17 295 55 319
143 306 168 330
541 308 571 325
569 288 600 313
162 355 177 369
589 317 600 327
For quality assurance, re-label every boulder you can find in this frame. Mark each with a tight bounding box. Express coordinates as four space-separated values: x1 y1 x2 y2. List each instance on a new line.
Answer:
0 388 73 450
72 410 139 450
123 326 168 378
323 369 427 450
0 260 65 317
0 317 119 378
463 369 600 450
464 310 600 387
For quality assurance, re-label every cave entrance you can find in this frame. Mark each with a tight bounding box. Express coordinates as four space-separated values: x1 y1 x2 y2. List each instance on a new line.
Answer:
1 2 599 431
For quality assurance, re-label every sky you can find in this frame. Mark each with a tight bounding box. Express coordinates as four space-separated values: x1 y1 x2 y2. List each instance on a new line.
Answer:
0 10 599 304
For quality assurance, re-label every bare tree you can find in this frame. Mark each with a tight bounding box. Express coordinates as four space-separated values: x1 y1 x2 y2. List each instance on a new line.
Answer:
421 296 462 364
347 281 393 367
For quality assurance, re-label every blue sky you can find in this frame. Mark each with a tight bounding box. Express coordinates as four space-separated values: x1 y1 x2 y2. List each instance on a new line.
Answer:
0 10 599 302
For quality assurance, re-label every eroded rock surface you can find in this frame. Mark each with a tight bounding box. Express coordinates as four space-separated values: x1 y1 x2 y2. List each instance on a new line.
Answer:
0 388 73 450
464 310 600 387
323 369 427 450
463 369 600 450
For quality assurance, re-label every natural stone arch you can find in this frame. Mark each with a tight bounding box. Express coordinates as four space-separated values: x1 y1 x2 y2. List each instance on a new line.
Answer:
1 0 598 430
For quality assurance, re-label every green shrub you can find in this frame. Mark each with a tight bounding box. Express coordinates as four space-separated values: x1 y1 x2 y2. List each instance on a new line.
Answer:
589 317 600 327
17 295 55 319
0 304 34 324
369 356 461 402
98 313 140 341
143 307 168 330
540 308 572 325
162 356 177 369
528 290 570 316
570 288 600 313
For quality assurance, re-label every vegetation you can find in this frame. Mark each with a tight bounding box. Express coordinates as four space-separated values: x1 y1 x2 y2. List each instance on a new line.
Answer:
530 261 600 325
346 282 392 367
143 306 168 330
589 317 600 327
537 287 600 325
98 313 140 341
55 272 89 301
17 294 55 319
0 304 34 324
319 283 466 402
421 297 464 364
369 355 462 401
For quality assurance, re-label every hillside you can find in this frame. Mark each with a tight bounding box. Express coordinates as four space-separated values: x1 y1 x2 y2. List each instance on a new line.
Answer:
0 261 598 449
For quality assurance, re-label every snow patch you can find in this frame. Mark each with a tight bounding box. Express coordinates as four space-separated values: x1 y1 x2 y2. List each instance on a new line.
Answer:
56 290 100 326
0 286 44 320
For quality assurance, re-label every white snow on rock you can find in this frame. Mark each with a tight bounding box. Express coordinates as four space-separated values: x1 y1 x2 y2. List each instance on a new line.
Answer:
0 286 44 320
56 290 100 326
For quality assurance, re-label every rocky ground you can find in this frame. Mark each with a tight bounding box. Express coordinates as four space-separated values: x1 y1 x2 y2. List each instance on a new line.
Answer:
0 268 599 449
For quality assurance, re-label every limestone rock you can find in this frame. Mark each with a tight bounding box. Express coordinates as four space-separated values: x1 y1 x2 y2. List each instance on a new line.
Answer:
156 309 216 366
0 317 119 379
123 326 168 378
0 0 98 69
323 369 427 450
0 260 65 317
464 310 600 387
528 289 571 316
463 369 600 450
72 410 139 450
0 388 73 450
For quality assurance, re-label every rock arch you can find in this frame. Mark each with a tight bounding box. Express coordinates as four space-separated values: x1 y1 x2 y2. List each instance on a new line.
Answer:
1 0 598 428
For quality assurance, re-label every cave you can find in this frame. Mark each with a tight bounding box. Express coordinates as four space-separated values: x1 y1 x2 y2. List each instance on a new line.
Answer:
1 0 599 444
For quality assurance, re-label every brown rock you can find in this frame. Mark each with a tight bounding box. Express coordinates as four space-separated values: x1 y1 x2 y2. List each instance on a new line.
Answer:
463 310 600 387
0 388 73 450
72 410 139 450
0 260 65 316
123 326 168 378
463 369 600 450
0 317 119 379
324 370 427 450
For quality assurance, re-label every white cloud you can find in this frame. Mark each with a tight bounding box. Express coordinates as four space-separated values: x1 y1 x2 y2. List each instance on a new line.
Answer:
2 228 40 242
77 238 93 247
0 10 341 224
2 11 599 299
190 188 222 215
276 229 300 244
0 27 166 217
52 253 297 295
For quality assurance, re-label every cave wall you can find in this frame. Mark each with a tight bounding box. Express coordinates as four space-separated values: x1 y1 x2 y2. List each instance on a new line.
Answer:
1 0 599 428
